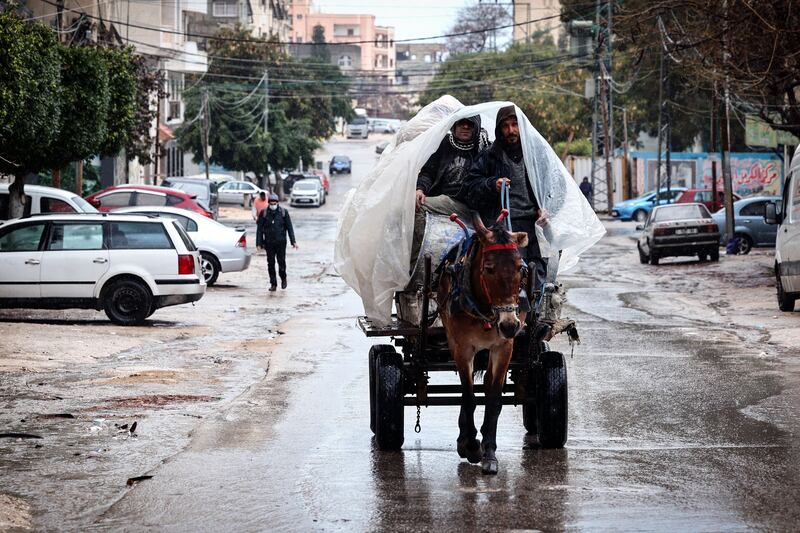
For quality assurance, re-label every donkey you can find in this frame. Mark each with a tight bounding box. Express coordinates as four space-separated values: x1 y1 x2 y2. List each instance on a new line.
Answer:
438 210 529 475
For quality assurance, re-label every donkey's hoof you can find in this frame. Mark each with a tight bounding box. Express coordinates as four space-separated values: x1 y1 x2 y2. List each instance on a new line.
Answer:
457 438 483 464
481 458 498 475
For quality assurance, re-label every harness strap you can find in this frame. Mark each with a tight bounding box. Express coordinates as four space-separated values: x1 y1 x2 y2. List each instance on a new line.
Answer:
483 243 518 252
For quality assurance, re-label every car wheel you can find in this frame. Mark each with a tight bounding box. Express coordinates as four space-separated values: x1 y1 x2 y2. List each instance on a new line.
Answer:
649 251 660 265
777 266 796 312
103 278 152 326
735 234 753 255
200 252 221 285
633 209 648 223
710 248 720 262
637 243 648 264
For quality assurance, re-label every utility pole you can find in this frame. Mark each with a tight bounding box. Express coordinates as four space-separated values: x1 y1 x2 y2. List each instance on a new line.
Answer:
264 70 269 134
154 71 166 184
590 0 614 212
721 0 735 244
710 85 718 212
202 89 211 181
622 107 630 198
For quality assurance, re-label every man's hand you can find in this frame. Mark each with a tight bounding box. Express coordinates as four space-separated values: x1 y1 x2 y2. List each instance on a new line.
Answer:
495 177 510 192
415 189 426 210
292 243 299 250
536 208 551 228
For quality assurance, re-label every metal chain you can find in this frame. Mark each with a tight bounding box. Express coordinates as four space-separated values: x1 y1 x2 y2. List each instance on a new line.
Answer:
415 405 421 433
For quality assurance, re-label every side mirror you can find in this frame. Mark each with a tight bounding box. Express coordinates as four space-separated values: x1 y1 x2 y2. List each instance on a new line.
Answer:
635 224 644 231
764 202 780 225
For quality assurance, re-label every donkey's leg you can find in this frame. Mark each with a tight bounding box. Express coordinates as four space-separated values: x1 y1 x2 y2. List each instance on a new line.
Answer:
454 349 482 464
480 342 514 475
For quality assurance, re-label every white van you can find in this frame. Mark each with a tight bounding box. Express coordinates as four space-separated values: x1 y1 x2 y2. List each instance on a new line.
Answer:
766 144 800 311
0 183 98 222
346 116 369 139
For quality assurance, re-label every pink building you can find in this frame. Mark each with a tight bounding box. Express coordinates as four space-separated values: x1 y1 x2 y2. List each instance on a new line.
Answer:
288 1 395 82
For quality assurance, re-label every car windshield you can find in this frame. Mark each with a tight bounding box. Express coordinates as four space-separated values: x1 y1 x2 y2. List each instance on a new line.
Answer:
71 195 99 213
333 156 348 163
170 182 208 200
654 204 709 222
350 117 367 125
294 181 318 190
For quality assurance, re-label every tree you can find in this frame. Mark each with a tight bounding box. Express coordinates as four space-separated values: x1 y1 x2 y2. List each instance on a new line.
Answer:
445 3 512 54
126 55 161 165
311 24 330 63
99 46 138 157
0 12 61 217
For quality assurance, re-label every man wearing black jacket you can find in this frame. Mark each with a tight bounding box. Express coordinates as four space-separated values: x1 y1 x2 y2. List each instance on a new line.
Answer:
411 115 488 263
463 105 545 276
256 193 298 291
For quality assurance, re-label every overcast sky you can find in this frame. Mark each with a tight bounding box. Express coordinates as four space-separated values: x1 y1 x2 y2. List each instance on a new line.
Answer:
312 0 473 41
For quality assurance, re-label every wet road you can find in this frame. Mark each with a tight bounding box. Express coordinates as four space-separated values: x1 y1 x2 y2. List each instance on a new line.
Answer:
3 136 798 531
91 137 800 532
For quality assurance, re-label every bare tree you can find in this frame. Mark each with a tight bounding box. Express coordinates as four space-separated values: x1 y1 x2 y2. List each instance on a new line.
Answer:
446 3 512 55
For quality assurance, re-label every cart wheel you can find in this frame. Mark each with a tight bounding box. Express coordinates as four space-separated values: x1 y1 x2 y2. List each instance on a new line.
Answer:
375 351 404 450
369 345 395 434
536 351 568 449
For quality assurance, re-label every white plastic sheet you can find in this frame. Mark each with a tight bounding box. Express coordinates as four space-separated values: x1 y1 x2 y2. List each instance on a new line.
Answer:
334 96 606 324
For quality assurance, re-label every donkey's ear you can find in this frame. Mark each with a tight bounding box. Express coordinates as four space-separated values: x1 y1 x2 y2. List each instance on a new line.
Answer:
512 231 529 248
472 213 492 240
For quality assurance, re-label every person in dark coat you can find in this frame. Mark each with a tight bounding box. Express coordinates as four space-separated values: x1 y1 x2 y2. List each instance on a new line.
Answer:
579 177 593 204
462 105 546 281
411 115 489 263
256 193 298 291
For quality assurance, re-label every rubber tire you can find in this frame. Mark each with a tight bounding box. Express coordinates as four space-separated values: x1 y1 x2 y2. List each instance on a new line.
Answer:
735 234 753 255
103 279 152 326
649 251 660 265
777 267 796 312
375 351 404 450
710 248 720 262
633 209 648 223
369 345 395 434
637 243 648 264
536 351 568 449
200 252 221 286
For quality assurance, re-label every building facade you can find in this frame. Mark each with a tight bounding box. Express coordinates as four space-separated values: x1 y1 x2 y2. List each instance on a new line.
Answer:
395 43 447 110
513 0 564 46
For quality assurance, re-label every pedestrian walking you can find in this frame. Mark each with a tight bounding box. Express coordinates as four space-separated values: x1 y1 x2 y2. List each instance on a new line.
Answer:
252 191 269 220
256 194 298 291
579 177 593 205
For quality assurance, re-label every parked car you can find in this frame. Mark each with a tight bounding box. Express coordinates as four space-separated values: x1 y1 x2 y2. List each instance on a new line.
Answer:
612 187 688 222
115 206 250 285
85 185 213 219
370 119 396 134
329 155 351 175
0 184 98 222
346 116 369 139
765 146 800 311
711 195 781 254
310 170 330 194
375 140 390 154
283 172 320 195
290 179 324 207
637 203 720 265
0 214 205 324
217 180 266 206
161 177 219 219
676 188 741 212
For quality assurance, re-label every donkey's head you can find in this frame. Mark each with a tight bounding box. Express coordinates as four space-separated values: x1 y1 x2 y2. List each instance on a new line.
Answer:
472 211 529 339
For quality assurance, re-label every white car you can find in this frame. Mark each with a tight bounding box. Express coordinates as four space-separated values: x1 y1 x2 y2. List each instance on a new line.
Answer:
217 180 266 206
115 206 251 285
0 214 205 325
289 179 324 207
766 143 800 311
0 184 98 222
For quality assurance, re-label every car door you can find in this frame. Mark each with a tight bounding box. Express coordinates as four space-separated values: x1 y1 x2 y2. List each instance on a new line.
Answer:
780 172 800 292
0 222 47 298
40 222 108 298
739 200 768 245
218 182 238 204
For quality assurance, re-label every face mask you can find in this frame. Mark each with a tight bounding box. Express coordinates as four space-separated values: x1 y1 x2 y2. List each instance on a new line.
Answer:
269 204 278 211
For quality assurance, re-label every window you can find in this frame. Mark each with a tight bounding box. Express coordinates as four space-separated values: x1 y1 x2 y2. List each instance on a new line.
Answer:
693 191 711 202
41 197 76 214
172 220 197 251
338 55 352 67
424 54 431 63
0 223 45 252
166 195 183 206
135 192 168 207
740 201 767 217
97 192 132 207
212 1 237 17
0 192 33 220
165 213 198 232
109 222 173 250
48 223 103 251
296 14 302 19
347 28 354 36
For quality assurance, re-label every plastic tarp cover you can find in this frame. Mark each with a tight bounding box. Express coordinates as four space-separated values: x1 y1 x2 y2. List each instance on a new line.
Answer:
334 96 606 324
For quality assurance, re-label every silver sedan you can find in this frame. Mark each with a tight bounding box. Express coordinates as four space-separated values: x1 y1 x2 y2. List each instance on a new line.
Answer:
217 180 266 206
114 206 251 285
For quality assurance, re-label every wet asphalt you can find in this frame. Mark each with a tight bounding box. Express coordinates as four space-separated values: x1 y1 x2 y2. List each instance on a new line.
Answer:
5 137 800 531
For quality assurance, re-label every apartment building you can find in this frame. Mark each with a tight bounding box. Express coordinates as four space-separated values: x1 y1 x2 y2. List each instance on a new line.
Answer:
513 0 565 46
